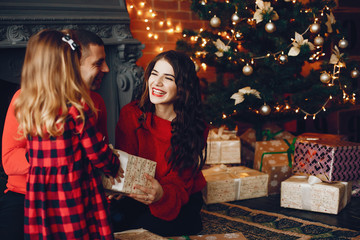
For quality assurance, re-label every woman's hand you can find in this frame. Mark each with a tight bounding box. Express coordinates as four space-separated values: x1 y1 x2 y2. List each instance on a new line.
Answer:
129 173 163 205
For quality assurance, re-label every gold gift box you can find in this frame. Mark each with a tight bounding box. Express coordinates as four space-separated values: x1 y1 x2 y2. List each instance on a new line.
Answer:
202 165 268 204
281 175 352 214
206 128 241 164
254 140 294 195
102 150 156 194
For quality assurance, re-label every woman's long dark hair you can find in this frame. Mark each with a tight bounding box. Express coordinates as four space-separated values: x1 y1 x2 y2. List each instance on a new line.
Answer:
138 50 207 175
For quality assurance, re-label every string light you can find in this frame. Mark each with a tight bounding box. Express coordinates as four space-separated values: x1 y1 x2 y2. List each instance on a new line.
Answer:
127 0 183 52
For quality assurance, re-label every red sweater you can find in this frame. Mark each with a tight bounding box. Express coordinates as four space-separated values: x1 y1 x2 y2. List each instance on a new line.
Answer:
1 90 109 195
115 101 207 221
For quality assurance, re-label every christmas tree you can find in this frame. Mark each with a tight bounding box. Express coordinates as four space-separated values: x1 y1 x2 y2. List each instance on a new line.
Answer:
176 0 359 137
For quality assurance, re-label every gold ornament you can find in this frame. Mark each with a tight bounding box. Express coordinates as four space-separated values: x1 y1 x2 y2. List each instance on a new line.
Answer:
278 53 288 64
320 72 331 83
351 68 360 79
314 35 324 46
231 12 240 23
210 15 221 28
265 21 276 33
310 23 321 34
260 104 271 116
338 38 349 49
242 63 253 76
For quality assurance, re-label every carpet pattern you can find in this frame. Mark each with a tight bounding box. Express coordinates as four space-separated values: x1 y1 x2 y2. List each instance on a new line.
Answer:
199 202 360 240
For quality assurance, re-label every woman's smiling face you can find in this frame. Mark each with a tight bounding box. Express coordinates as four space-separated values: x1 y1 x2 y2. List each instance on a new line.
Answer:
148 59 177 106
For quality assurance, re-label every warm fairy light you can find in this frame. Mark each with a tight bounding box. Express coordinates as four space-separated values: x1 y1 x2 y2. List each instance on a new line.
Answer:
159 21 164 26
137 10 142 15
313 115 316 120
175 26 182 33
148 33 153 38
222 113 227 119
200 28 204 32
201 63 207 70
168 28 174 33
154 34 158 40
140 2 145 7
295 109 299 113
144 19 149 22
129 5 134 9
146 26 150 30
151 13 156 17
167 20 172 27
322 107 326 111
183 34 187 37
159 47 164 52
149 9 153 13
304 115 307 120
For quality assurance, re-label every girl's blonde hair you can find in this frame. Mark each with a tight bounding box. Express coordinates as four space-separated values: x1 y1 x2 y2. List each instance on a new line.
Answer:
15 29 96 138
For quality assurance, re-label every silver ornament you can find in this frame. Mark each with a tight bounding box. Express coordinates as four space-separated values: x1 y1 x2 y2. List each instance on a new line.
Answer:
351 68 360 79
338 38 349 49
260 104 271 116
210 15 221 28
278 53 288 64
231 12 240 23
314 35 324 46
265 21 276 33
242 64 253 76
320 72 331 83
235 32 242 38
310 23 321 34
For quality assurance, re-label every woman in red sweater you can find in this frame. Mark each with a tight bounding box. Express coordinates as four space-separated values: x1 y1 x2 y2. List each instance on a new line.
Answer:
113 50 208 236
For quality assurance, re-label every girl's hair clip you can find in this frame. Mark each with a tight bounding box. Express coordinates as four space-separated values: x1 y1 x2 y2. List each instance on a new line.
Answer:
62 34 78 51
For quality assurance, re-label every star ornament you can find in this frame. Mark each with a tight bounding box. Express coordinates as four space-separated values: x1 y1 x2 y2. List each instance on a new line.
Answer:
288 32 315 56
213 39 230 57
329 45 346 67
231 87 261 105
325 12 336 33
253 0 279 24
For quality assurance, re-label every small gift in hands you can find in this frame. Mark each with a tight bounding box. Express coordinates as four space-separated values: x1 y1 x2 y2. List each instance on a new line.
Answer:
102 147 157 195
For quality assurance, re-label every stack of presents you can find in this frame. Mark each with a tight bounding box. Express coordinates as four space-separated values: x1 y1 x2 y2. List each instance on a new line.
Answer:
202 125 360 214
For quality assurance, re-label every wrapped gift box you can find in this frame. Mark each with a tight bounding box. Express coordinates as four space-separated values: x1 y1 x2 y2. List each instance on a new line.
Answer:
293 139 360 182
352 180 360 197
102 150 156 194
240 124 295 149
254 140 294 195
114 228 167 240
297 132 347 141
206 127 241 164
202 165 268 204
281 175 352 214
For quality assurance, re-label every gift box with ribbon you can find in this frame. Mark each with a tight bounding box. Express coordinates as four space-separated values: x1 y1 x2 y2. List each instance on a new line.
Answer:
239 125 295 168
293 139 360 182
102 149 157 194
206 126 241 164
202 165 268 204
281 175 352 214
254 138 296 195
240 124 295 149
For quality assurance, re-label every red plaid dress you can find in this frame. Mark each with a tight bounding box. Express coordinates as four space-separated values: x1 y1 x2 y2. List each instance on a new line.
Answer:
24 104 119 239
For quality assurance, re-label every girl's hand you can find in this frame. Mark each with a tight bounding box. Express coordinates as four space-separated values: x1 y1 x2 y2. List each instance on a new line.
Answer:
129 173 163 205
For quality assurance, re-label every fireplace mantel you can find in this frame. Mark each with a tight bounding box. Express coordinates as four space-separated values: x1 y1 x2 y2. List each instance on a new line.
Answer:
0 0 144 144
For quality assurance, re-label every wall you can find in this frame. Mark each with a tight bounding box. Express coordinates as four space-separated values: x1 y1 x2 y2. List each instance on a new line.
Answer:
126 0 209 73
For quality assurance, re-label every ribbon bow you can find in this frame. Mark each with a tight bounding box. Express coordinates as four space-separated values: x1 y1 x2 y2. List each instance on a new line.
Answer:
261 129 284 141
260 138 296 171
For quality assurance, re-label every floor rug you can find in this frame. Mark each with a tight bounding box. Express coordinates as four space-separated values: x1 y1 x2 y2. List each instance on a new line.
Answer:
198 202 360 240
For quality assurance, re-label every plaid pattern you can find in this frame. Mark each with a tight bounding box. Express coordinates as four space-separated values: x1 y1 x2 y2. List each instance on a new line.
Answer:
24 105 119 240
